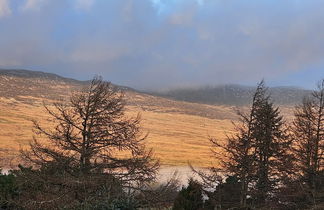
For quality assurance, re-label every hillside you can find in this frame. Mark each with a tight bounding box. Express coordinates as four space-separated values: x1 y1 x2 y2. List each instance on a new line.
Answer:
153 85 311 105
0 69 300 167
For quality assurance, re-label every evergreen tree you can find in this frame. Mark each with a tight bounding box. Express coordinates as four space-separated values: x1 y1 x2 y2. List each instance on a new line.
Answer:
251 88 293 205
291 79 324 204
204 81 293 208
0 170 18 209
206 176 241 209
207 81 266 208
173 178 204 210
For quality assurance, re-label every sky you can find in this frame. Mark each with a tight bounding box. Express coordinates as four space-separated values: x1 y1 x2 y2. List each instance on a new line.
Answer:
0 0 323 90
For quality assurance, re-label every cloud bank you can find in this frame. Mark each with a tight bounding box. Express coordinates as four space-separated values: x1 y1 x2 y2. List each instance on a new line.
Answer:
0 0 11 17
0 0 323 89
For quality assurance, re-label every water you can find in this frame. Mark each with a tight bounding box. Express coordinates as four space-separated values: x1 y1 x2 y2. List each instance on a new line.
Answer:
157 166 207 186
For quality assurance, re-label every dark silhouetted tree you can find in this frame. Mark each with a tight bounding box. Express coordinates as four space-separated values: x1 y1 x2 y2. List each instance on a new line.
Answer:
0 170 18 209
18 77 159 209
291 79 324 205
250 82 293 206
202 81 294 208
205 175 241 210
205 81 267 208
173 178 204 210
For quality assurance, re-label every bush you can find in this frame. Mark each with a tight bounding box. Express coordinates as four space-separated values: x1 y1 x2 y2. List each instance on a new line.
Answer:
173 178 204 210
0 169 18 209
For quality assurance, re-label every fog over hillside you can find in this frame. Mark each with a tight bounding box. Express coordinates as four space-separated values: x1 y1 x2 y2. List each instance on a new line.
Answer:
151 85 311 106
0 69 312 106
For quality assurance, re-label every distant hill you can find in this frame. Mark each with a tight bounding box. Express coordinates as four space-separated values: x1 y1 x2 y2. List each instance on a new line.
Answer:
0 69 312 106
0 69 134 102
151 85 311 105
0 69 85 102
0 69 238 120
0 69 84 83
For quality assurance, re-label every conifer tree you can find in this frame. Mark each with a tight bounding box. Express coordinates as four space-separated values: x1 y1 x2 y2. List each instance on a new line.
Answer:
173 178 204 210
251 86 293 205
205 81 294 208
291 79 324 203
206 81 265 207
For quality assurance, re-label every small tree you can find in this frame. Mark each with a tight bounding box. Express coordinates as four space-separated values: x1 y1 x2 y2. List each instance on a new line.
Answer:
173 178 204 210
18 77 159 208
0 170 18 209
205 175 241 210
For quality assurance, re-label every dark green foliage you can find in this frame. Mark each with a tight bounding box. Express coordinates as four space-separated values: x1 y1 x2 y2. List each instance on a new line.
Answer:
68 197 139 210
12 164 125 209
251 87 293 206
173 179 204 210
206 176 241 209
0 170 18 209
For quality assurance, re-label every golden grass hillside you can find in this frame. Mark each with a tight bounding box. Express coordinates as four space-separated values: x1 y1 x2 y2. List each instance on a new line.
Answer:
0 95 236 168
0 72 295 168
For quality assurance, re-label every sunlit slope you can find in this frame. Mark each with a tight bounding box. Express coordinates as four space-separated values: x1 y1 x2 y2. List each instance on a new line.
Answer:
0 95 235 167
0 70 295 167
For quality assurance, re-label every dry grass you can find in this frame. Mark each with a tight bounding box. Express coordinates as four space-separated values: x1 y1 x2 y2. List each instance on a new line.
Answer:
127 106 234 167
0 92 295 168
0 95 236 168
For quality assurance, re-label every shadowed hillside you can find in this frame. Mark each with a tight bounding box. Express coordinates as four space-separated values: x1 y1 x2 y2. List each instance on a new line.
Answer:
152 85 311 105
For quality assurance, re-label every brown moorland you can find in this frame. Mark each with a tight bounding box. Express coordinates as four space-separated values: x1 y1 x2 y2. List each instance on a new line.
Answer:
0 70 295 168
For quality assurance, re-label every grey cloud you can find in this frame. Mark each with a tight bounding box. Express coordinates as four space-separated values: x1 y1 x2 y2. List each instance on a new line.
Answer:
0 0 323 89
0 0 11 17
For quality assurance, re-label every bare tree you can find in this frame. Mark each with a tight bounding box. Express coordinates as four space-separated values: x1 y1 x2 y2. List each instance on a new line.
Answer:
18 77 159 208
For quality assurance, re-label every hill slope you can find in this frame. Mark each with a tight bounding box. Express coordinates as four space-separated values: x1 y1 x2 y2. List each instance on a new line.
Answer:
0 69 301 167
152 85 310 105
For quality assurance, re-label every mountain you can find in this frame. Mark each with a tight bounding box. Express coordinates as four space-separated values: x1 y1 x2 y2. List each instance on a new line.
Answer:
0 69 136 102
0 69 308 167
0 69 239 167
0 69 84 103
152 85 311 105
0 69 80 82
0 69 310 105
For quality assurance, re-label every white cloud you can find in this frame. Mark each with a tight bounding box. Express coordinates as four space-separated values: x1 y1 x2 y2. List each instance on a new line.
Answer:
75 0 95 11
0 0 11 17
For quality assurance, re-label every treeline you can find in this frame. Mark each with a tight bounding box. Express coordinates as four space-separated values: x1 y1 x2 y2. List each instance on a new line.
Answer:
0 78 323 209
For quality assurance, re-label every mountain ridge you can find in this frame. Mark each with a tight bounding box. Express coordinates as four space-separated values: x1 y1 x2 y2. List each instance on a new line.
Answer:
0 69 311 106
0 69 82 83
